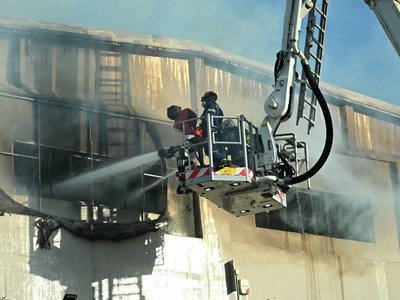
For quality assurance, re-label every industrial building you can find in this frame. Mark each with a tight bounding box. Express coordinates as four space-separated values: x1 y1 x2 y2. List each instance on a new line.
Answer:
0 16 399 299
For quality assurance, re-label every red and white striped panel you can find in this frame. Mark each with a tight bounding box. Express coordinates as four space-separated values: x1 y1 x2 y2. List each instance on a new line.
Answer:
186 167 211 179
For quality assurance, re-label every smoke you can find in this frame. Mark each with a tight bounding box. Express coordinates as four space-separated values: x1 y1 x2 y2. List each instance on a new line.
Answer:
1 0 399 106
269 92 399 248
318 158 373 242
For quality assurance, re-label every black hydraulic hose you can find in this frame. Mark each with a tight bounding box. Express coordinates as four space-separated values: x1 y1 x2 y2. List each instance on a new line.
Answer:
286 61 334 185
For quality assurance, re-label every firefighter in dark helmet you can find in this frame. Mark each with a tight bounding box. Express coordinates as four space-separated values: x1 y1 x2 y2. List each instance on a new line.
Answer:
220 119 249 167
199 91 231 169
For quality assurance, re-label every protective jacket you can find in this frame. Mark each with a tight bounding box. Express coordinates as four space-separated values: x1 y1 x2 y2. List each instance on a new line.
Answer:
200 100 223 139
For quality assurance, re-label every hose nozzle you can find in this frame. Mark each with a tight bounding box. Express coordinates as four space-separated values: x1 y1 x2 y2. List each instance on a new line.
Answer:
158 145 183 159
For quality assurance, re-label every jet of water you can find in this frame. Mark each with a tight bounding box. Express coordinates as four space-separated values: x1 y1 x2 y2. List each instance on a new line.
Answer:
144 170 177 192
122 170 177 209
58 151 161 189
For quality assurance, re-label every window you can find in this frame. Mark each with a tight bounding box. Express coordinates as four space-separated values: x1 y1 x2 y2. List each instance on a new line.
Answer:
12 99 168 218
256 188 375 243
14 142 166 215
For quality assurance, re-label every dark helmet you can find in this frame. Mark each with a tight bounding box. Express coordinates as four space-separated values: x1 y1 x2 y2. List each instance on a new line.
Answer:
221 119 235 132
201 91 218 102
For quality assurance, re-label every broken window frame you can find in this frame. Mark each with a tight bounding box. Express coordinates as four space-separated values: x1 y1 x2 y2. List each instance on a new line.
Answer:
255 187 376 243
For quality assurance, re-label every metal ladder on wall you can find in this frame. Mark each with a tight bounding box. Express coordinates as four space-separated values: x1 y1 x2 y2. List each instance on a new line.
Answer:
96 51 135 157
296 0 330 134
96 51 131 106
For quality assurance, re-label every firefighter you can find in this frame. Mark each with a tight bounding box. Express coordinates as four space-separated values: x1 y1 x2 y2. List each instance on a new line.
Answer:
199 91 231 169
220 119 249 166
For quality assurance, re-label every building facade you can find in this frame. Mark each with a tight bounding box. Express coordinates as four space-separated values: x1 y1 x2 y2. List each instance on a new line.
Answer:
0 17 399 299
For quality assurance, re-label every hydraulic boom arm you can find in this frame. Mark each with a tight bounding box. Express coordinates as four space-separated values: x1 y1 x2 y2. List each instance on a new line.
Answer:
365 0 400 57
258 0 312 172
258 0 333 186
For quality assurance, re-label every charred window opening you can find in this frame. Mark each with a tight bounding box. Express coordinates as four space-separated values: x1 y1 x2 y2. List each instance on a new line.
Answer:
13 142 166 215
13 142 39 196
256 188 375 243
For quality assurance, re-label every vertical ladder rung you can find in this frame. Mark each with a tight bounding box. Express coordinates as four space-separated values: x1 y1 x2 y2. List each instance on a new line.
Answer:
314 7 327 17
314 23 325 33
309 52 322 63
311 38 324 51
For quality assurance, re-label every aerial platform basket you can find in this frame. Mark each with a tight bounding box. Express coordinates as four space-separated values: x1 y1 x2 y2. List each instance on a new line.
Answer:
185 165 287 217
171 112 288 217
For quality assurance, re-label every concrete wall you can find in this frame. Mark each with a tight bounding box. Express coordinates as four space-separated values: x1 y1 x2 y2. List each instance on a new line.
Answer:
0 17 399 299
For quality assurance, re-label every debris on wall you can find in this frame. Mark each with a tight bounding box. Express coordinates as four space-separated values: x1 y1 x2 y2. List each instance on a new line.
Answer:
0 188 167 250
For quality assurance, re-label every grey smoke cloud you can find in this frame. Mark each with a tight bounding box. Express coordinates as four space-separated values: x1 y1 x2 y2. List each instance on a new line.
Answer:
2 0 398 106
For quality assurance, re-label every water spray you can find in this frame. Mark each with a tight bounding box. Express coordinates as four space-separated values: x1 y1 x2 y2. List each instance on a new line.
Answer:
56 151 162 190
142 170 176 193
121 170 177 210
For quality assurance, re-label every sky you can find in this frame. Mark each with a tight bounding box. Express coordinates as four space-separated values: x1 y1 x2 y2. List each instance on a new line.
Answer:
1 0 399 107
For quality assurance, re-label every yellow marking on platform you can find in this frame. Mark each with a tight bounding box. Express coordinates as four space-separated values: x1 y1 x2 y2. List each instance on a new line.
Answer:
218 168 236 174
